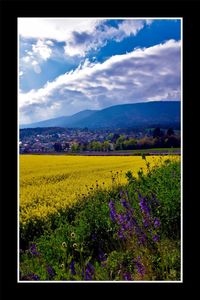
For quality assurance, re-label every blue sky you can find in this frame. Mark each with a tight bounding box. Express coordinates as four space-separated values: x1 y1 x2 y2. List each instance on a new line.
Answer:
18 18 181 124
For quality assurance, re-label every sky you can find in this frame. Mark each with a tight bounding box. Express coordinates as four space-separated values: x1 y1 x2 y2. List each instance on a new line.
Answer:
18 18 181 124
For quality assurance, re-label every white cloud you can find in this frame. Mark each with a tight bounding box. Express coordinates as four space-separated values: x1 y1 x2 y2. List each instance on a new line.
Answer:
116 19 152 41
18 18 102 41
19 18 152 58
46 40 54 46
32 61 38 66
32 40 52 60
19 39 181 124
22 56 31 63
64 19 151 57
21 40 53 74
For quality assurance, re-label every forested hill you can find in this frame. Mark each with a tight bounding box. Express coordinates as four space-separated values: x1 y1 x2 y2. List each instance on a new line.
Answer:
20 101 180 129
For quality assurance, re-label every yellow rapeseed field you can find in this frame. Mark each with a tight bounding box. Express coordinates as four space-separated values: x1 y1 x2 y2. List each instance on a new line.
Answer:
19 155 177 226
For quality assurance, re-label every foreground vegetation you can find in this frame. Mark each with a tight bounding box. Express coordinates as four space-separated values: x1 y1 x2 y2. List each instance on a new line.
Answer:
20 156 181 281
20 155 168 245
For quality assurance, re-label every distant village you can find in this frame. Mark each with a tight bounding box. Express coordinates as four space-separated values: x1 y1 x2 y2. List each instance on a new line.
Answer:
19 127 180 154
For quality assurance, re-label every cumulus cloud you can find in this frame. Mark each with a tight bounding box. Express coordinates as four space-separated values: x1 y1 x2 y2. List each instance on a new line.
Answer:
21 39 53 74
115 19 152 41
18 18 101 41
19 39 181 124
64 19 152 57
19 18 152 58
32 40 52 60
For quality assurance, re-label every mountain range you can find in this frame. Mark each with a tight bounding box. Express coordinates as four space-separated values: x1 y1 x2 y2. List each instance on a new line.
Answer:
20 101 180 129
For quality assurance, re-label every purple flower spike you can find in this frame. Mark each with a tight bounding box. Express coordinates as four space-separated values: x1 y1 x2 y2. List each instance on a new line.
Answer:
70 260 76 275
85 272 92 280
121 199 130 209
32 274 40 280
118 214 125 225
143 217 149 228
84 262 95 280
47 266 55 278
135 256 145 277
109 200 117 222
98 249 107 262
30 244 40 256
153 234 160 242
139 197 150 217
118 230 125 240
87 262 95 273
123 272 132 280
154 218 161 228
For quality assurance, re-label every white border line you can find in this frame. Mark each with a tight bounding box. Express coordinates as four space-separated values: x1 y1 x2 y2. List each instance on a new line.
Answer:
18 17 181 19
19 280 182 283
17 17 20 283
180 16 183 283
17 17 183 283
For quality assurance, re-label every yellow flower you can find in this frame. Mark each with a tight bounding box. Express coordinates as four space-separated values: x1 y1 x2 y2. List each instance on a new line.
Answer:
73 243 78 248
71 232 75 238
20 155 175 227
62 242 67 248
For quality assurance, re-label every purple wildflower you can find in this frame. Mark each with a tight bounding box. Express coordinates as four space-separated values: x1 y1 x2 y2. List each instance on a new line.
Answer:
47 265 55 278
120 197 134 216
135 256 145 277
119 190 123 197
109 195 147 244
123 212 130 223
124 220 134 232
123 272 132 280
121 199 130 209
85 271 92 280
118 229 125 240
154 218 161 228
134 224 147 246
139 195 150 217
117 214 134 240
118 214 125 225
142 217 149 228
32 274 40 280
153 234 160 242
30 244 40 256
87 262 95 273
84 262 95 280
70 259 76 275
109 200 117 222
139 232 147 245
98 249 107 262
